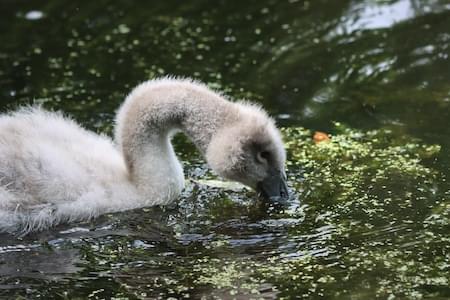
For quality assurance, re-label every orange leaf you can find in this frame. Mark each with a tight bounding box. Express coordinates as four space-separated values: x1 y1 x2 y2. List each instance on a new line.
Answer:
313 131 330 144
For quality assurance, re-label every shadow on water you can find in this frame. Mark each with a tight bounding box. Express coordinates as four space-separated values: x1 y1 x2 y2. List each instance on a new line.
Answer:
0 0 449 298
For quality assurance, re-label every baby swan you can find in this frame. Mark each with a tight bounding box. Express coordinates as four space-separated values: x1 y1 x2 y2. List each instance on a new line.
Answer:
0 78 288 234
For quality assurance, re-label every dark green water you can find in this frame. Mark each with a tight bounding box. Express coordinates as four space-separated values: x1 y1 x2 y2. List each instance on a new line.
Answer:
0 0 449 299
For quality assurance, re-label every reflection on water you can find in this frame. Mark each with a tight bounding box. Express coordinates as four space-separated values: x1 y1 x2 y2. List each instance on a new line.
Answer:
340 0 450 33
0 243 81 280
0 0 449 298
24 10 45 21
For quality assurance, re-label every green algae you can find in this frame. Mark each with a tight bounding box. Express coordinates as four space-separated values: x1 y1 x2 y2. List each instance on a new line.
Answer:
31 125 446 299
2 125 447 299
163 125 448 299
1 0 450 299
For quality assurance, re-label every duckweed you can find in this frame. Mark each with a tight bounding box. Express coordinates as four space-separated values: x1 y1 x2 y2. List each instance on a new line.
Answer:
11 125 445 299
1 0 449 299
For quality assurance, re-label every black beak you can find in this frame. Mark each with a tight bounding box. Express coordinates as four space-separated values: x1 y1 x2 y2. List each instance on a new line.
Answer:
256 170 289 203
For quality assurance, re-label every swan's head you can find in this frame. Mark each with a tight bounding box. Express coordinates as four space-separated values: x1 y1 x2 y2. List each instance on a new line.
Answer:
206 102 289 203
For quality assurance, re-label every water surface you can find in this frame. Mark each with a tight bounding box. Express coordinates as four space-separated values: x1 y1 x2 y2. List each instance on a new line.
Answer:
0 0 449 299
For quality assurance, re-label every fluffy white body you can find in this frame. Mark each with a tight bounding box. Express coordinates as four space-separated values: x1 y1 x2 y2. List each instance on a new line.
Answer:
0 109 142 233
0 78 287 234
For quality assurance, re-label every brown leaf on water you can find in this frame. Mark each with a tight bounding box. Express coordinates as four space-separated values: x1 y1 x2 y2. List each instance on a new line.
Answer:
313 131 330 144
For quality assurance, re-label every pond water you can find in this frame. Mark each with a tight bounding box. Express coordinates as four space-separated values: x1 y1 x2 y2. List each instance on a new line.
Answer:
0 0 449 299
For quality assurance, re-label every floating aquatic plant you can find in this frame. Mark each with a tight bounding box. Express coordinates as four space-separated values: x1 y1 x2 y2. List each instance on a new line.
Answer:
2 125 448 299
168 124 449 299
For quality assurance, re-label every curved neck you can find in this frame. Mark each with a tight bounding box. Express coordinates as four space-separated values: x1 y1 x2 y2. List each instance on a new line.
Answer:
114 79 234 203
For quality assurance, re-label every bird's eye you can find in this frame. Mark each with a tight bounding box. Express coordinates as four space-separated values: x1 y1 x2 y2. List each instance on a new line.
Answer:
257 151 271 163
